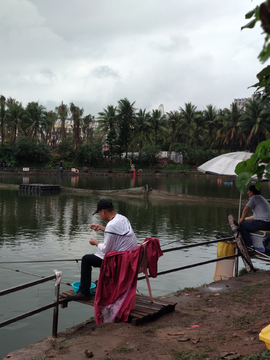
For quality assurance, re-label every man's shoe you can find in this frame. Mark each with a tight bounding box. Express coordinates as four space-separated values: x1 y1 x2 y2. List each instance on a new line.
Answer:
67 291 91 301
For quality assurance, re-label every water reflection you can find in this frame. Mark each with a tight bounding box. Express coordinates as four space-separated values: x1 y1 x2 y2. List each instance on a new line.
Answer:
1 176 270 358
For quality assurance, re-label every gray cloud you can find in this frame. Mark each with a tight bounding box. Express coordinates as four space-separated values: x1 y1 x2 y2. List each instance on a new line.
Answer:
0 0 264 116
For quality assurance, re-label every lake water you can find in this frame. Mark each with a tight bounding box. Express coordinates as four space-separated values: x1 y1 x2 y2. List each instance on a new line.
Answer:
1 173 270 358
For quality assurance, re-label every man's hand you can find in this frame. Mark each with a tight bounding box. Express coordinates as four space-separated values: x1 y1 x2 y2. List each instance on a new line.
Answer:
90 224 105 232
89 238 99 246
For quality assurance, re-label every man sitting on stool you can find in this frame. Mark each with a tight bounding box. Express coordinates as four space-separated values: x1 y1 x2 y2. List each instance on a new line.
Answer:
67 199 137 301
239 185 270 248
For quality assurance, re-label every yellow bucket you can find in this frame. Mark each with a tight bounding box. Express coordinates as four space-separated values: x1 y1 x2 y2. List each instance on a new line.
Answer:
259 324 270 349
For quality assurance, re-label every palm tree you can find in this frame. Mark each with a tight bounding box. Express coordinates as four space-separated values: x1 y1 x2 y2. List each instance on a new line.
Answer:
132 109 151 150
5 100 26 142
202 104 218 148
165 111 181 151
45 110 58 146
179 102 197 146
116 98 136 158
25 102 47 142
0 95 6 143
55 102 69 140
224 103 244 151
98 105 118 159
239 99 270 151
82 114 94 142
149 109 167 146
70 102 84 148
190 110 205 150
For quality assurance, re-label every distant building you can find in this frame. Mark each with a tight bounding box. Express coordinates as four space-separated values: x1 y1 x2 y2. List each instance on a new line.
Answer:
230 94 258 111
158 104 165 116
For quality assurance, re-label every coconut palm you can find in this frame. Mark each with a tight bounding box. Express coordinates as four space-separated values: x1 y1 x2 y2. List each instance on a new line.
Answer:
149 109 167 146
25 102 47 142
189 110 206 150
224 103 244 151
5 100 27 142
70 102 84 148
55 102 69 140
82 114 94 142
0 95 6 143
132 109 151 150
239 99 270 151
45 110 58 146
98 105 118 159
202 104 218 148
165 111 181 150
179 102 197 146
116 98 136 158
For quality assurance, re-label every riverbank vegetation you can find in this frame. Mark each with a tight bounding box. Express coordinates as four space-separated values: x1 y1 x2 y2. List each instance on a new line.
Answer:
1 95 270 172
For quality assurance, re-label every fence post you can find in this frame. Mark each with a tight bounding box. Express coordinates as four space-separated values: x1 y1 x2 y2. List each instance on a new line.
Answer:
235 247 239 277
52 282 60 338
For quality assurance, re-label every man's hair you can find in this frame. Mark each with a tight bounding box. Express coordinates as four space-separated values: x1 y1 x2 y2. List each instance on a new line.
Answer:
249 185 261 195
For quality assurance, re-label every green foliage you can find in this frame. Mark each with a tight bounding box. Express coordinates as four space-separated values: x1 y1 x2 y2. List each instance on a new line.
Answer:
0 137 51 166
75 143 103 167
242 3 270 98
0 141 16 167
58 138 75 161
15 137 51 165
139 145 161 167
235 139 270 193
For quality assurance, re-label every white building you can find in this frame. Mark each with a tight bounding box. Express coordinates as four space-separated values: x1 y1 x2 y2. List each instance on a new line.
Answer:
230 94 258 111
158 104 165 116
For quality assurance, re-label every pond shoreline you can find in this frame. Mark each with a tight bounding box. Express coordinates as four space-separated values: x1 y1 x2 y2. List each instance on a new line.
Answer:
0 182 245 206
6 270 270 360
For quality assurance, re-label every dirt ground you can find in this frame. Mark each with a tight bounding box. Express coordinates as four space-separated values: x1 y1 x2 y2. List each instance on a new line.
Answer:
5 269 270 360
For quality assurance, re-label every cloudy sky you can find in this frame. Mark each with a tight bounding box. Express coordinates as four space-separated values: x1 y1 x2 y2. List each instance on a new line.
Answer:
0 0 264 117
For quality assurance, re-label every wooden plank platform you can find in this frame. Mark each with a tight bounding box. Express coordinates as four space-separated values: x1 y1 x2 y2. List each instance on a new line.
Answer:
59 289 176 326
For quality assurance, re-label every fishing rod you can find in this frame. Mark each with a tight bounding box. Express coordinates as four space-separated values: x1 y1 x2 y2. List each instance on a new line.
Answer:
0 265 76 287
160 223 232 248
0 259 81 264
246 246 270 261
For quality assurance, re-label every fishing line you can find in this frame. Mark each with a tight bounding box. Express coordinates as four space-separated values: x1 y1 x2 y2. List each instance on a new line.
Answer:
159 223 231 248
0 264 73 286
0 259 81 264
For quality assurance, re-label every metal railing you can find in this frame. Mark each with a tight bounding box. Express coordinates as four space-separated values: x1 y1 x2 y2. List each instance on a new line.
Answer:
138 236 239 280
0 273 62 338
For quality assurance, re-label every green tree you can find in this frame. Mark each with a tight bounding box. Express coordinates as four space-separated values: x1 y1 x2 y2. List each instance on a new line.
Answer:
70 102 84 148
15 136 51 165
224 103 244 151
166 111 181 151
149 109 167 146
190 110 205 150
132 109 151 150
239 98 270 151
98 105 118 160
55 102 69 140
58 138 75 162
25 102 47 142
45 110 58 146
0 95 6 143
202 104 218 148
5 100 26 142
179 102 197 146
75 143 103 168
82 114 94 142
116 98 136 158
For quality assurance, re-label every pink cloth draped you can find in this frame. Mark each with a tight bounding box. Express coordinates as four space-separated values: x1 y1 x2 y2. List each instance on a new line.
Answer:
94 238 163 325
